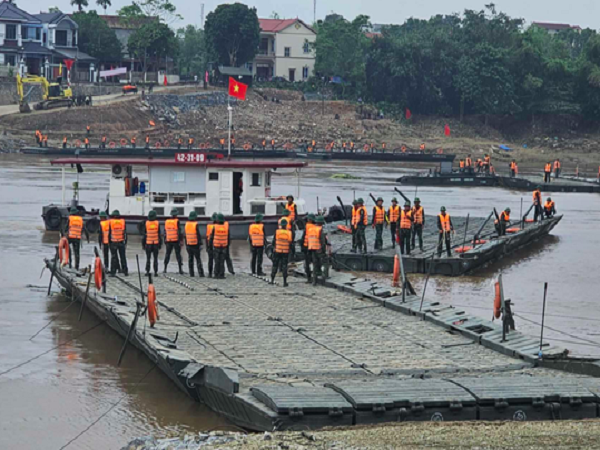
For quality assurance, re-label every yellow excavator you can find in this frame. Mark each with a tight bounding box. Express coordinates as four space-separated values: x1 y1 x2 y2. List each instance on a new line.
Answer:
16 74 73 113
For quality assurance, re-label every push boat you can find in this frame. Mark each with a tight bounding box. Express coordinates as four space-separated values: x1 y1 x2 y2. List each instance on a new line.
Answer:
42 155 307 239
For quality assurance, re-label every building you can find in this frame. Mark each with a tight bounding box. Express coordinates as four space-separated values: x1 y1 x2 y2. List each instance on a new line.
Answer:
532 22 582 35
252 18 316 82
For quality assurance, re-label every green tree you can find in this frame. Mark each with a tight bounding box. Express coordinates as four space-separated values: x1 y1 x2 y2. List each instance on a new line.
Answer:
118 0 181 24
128 21 179 74
48 6 61 12
72 11 122 62
177 25 205 77
204 3 260 67
71 0 89 12
96 0 111 13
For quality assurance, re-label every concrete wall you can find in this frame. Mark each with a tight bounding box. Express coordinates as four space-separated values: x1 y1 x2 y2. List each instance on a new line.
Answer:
0 81 123 105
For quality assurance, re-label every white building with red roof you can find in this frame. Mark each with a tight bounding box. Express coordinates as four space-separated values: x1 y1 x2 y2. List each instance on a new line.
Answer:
252 18 316 82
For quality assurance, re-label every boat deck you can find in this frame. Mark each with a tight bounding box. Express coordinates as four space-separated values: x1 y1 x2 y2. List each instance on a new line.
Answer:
329 215 562 276
47 262 600 431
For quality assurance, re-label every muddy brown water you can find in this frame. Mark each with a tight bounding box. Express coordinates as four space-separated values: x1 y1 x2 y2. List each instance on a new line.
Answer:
1 154 599 449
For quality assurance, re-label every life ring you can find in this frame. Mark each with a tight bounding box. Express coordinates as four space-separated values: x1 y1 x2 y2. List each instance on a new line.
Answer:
204 142 211 149
199 142 206 149
283 143 293 150
337 224 352 234
155 141 161 149
472 239 488 245
455 245 473 254
493 281 501 319
363 144 370 152
75 139 81 148
243 143 251 150
325 143 333 151
120 138 127 147
437 148 444 154
85 217 100 234
109 141 116 149
44 207 62 231
147 283 159 327
94 256 103 290
524 219 534 223
58 236 70 266
506 227 520 233
164 140 170 148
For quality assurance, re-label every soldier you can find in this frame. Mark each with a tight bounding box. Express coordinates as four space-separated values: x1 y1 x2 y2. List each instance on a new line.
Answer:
398 201 413 255
249 214 266 276
163 208 184 274
98 210 111 268
307 216 330 285
109 210 128 276
352 198 368 254
142 210 161 276
301 213 316 282
185 211 204 277
437 206 454 257
270 219 292 287
65 207 89 270
388 198 400 248
372 197 387 250
411 198 425 251
210 213 229 279
205 213 217 277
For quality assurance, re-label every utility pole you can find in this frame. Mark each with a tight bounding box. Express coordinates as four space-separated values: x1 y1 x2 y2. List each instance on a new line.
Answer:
201 3 205 28
314 0 316 23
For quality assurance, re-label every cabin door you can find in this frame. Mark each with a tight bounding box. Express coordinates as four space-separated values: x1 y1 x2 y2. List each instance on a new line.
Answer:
219 171 232 215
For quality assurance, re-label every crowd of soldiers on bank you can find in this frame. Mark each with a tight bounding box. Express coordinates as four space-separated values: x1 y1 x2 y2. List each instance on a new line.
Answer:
456 154 566 182
62 196 331 287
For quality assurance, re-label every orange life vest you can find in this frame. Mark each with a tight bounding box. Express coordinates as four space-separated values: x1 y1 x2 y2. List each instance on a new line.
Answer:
146 220 160 245
102 136 107 143
351 206 368 227
68 215 83 239
84 137 89 144
165 218 179 243
275 229 292 253
544 200 555 211
510 162 517 170
131 137 136 144
100 219 110 244
400 210 413 229
307 225 322 251
373 206 385 224
545 163 552 173
206 223 214 244
466 157 472 167
412 206 424 225
145 135 150 143
212 224 228 248
388 205 400 223
401 145 407 153
459 160 465 168
188 138 194 145
249 223 265 247
554 160 561 170
63 136 67 144
303 222 315 246
420 144 425 150
185 221 199 245
285 203 296 221
533 190 541 204
110 218 126 242
278 216 292 230
438 214 451 232
495 211 510 224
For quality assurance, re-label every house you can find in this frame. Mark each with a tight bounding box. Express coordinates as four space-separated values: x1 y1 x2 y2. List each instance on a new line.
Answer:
216 65 252 87
252 18 316 82
532 22 582 35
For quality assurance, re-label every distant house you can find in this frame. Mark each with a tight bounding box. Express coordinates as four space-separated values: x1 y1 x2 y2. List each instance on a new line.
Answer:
251 18 316 82
217 65 252 87
532 22 582 35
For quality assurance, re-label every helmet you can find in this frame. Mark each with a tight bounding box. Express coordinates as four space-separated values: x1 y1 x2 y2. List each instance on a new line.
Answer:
352 200 357 205
99 211 108 218
376 197 383 202
148 210 157 220
505 208 511 213
414 197 421 203
216 213 225 223
391 197 398 203
357 198 364 204
170 208 179 217
404 201 411 207
316 216 325 224
440 206 446 212
280 219 288 227
211 213 218 221
282 210 290 216
70 207 78 214
536 185 541 190
286 195 294 201
111 210 120 217
307 213 316 221
547 197 552 201
189 211 198 220
255 213 264 222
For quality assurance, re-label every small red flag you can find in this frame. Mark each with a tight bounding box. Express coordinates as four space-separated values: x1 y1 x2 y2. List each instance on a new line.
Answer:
228 77 248 101
444 124 451 137
64 59 74 71
163 74 168 86
405 108 412 120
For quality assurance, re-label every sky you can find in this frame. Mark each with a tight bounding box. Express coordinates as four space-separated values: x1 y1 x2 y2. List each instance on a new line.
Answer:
25 0 600 30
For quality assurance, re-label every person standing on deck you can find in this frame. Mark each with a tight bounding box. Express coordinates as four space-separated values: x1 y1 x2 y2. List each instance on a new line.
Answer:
398 201 413 255
185 211 204 277
495 208 511 237
210 213 229 279
270 219 292 287
510 160 518 177
249 214 266 276
388 198 400 249
145 135 150 149
285 195 297 257
533 187 543 222
163 208 184 274
98 211 111 269
372 197 387 250
544 197 556 218
65 207 89 270
465 154 473 174
544 162 552 183
352 198 368 254
437 207 454 257
143 210 161 276
109 210 128 276
554 159 561 178
411 198 425 251
301 214 316 281
206 213 217 277
308 216 330 285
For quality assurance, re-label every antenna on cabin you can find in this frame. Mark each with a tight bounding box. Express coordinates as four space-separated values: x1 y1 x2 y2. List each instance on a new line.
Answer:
201 3 205 28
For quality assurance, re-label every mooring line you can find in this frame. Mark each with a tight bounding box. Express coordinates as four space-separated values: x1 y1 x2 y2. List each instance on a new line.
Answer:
28 299 78 341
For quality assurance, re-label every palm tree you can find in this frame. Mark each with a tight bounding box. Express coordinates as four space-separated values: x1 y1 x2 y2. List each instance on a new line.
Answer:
70 0 89 12
96 0 111 13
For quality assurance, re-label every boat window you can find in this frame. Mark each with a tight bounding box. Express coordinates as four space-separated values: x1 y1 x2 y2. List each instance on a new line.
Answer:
251 173 261 186
172 207 184 216
194 207 205 216
251 203 266 214
209 172 219 181
153 207 164 216
172 171 185 183
265 172 271 187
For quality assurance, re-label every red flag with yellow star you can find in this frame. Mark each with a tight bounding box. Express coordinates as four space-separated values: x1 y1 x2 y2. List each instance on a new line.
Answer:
228 77 248 101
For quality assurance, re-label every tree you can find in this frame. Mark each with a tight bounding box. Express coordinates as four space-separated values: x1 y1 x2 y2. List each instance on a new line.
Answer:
118 0 181 24
71 0 89 12
128 21 178 74
72 11 122 62
270 11 280 19
204 3 260 67
177 25 206 77
49 7 61 12
96 0 111 13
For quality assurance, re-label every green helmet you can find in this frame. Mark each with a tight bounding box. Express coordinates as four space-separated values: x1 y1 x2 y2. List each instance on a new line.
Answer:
307 213 316 221
414 197 421 203
376 197 383 203
170 208 179 217
255 213 264 222
404 201 411 207
352 200 357 205
316 215 325 224
148 210 157 220
216 213 224 223
211 213 218 221
357 198 364 204
536 185 541 190
547 197 552 201
440 206 446 212
280 219 288 227
70 207 78 214
282 209 290 216
99 211 108 218
391 197 398 203
111 210 120 217
189 211 198 220
505 208 511 213
286 195 294 201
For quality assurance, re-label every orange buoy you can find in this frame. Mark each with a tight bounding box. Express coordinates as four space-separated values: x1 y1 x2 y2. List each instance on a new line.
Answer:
493 281 502 319
506 227 520 233
147 282 159 327
337 225 352 234
149 120 156 127
75 139 81 148
524 219 534 223
94 256 103 290
455 245 473 254
472 239 488 245
392 254 400 288
58 236 70 266
109 141 116 149
155 141 161 149
120 138 127 147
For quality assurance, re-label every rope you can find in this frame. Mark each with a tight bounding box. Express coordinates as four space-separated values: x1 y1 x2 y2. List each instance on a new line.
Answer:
28 299 78 340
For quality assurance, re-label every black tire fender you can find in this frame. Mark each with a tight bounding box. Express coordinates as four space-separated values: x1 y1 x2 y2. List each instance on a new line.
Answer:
44 207 62 231
85 217 100 234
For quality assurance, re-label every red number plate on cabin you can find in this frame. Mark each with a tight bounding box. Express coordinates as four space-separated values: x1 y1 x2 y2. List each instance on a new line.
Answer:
175 153 206 163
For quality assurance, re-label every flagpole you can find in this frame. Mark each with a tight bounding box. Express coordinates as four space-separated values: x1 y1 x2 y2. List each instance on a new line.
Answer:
227 96 232 158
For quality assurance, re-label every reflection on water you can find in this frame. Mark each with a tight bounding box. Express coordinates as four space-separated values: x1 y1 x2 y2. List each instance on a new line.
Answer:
1 154 600 449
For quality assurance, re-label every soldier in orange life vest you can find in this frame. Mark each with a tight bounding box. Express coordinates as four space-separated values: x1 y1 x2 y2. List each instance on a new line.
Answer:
351 198 368 253
397 201 414 255
249 214 266 276
131 136 136 148
270 219 293 286
308 216 330 285
300 213 316 281
261 139 266 150
489 164 496 176
271 138 276 150
209 213 230 279
86 125 91 136
178 137 184 149
411 198 425 251
372 197 387 250
484 154 491 173
544 162 552 183
495 208 511 236
554 159 561 178
101 135 107 149
188 136 194 150
437 206 454 257
532 186 543 222
205 213 217 277
145 135 150 149
544 197 556 218
142 210 161 276
459 159 465 173
231 136 236 149
65 207 89 270
163 208 184 274
388 198 400 249
420 143 425 152
510 160 518 177
62 136 68 149
350 141 355 152
401 144 407 153
465 154 473 174
84 137 90 149
219 138 225 150
109 210 128 276
98 211 111 269
185 211 204 277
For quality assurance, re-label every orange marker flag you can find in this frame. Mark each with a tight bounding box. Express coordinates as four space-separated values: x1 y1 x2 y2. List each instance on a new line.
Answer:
228 77 248 101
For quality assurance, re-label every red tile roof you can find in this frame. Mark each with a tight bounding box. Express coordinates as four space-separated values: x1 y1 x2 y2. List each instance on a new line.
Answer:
259 18 299 33
532 22 581 31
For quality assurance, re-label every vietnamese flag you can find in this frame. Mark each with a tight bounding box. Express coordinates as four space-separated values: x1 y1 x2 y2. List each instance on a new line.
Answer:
228 77 248 101
444 124 451 137
405 108 412 120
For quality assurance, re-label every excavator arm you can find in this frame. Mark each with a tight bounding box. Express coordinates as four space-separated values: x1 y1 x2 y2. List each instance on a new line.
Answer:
16 74 71 113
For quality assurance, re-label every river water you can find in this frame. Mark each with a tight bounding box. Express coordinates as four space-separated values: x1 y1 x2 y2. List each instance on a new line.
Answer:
1 154 599 449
